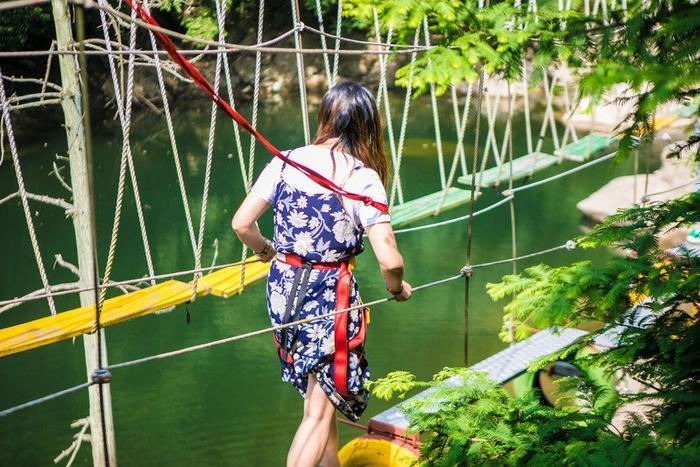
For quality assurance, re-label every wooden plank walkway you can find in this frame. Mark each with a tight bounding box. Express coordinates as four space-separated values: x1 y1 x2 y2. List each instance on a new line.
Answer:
367 327 588 436
0 259 270 358
390 187 481 227
457 152 557 188
555 133 617 162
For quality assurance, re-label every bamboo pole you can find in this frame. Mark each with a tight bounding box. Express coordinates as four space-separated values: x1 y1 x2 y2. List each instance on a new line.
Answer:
49 0 117 465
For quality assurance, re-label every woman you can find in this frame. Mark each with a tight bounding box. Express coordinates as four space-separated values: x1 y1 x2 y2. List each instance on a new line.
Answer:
232 82 412 467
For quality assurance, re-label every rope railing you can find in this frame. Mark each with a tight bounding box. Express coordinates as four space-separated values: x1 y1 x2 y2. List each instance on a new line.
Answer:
0 0 434 59
0 142 620 309
0 239 576 418
0 259 262 309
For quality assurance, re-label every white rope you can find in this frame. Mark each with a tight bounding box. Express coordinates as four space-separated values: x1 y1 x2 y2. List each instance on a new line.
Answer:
506 150 617 195
97 3 145 302
330 0 343 86
0 66 57 314
521 61 534 156
313 0 332 83
290 0 311 144
218 2 247 190
451 84 474 178
240 0 266 292
433 83 474 215
395 195 514 235
190 0 225 302
372 9 402 201
423 17 446 189
476 82 503 188
389 25 421 208
143 0 197 260
0 234 583 419
0 258 261 309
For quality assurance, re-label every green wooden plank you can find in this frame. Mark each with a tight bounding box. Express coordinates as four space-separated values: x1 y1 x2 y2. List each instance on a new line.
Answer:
556 133 617 162
457 152 557 188
390 187 480 227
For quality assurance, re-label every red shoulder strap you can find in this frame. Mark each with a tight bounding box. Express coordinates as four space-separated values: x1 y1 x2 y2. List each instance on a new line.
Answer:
124 0 389 215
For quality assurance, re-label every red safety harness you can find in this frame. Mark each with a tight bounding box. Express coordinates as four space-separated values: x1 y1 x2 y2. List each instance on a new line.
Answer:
274 254 367 397
124 0 389 216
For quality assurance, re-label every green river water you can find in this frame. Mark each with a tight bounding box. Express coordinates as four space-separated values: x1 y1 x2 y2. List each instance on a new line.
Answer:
0 92 652 465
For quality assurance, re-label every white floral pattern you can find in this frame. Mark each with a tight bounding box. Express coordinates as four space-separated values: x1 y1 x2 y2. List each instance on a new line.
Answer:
266 166 370 421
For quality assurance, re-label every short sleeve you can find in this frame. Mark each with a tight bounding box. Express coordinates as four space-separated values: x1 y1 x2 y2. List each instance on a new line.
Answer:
250 158 283 204
353 169 391 228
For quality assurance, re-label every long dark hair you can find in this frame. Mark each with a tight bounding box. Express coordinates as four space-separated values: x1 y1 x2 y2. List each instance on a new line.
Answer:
313 82 388 187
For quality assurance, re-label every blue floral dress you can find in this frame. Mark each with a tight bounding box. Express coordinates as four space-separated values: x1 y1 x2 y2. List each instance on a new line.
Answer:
266 162 371 421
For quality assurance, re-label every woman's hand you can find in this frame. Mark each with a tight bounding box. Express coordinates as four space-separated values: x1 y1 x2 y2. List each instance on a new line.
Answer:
391 280 412 302
253 238 276 263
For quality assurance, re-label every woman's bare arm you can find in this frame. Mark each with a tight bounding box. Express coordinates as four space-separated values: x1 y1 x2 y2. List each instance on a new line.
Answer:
366 222 412 301
231 195 274 260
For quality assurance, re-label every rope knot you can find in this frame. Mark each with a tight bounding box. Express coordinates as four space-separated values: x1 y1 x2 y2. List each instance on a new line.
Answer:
296 21 306 32
460 265 473 277
565 240 576 251
91 369 112 385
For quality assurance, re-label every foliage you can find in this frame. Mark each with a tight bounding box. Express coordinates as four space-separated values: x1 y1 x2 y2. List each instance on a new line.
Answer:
0 7 53 52
369 194 700 465
345 0 700 159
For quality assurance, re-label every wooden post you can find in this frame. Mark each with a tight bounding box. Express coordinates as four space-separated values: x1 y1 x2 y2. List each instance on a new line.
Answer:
49 0 117 465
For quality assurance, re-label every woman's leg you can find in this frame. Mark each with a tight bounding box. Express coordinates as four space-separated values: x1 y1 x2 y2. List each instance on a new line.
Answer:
320 416 340 467
287 374 337 467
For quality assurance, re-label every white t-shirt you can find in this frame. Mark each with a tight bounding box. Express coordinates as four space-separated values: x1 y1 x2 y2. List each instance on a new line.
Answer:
251 145 391 228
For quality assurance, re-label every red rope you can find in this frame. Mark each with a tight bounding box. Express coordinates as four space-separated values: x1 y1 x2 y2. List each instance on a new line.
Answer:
125 0 389 214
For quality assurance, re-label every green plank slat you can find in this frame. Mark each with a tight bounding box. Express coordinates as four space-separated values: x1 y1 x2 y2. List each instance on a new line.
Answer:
556 133 617 162
457 152 557 188
390 187 480 227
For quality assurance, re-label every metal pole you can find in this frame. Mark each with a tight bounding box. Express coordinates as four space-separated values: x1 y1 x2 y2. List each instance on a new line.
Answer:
49 0 117 464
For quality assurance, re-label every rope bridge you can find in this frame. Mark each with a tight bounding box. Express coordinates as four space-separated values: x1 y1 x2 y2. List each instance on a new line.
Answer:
0 0 659 463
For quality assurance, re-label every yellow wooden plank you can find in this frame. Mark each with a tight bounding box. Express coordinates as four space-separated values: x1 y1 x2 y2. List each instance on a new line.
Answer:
0 280 192 358
195 259 271 298
0 258 278 358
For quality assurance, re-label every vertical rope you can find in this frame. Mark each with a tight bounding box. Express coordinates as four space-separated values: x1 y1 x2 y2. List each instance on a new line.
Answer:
423 17 446 190
521 61 533 156
0 66 56 315
506 82 517 346
313 0 332 83
389 25 421 208
372 9 401 201
143 0 197 260
433 82 474 215
451 84 472 178
240 0 266 292
330 0 343 86
464 71 486 365
190 0 225 303
219 3 247 190
97 3 146 302
290 0 311 144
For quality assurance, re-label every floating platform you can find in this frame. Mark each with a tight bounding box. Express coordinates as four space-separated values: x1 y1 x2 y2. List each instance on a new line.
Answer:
390 187 481 227
366 327 588 438
0 259 270 358
555 133 617 162
457 152 557 188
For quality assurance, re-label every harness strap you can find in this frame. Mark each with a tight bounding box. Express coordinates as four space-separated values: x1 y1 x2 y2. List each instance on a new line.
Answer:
124 0 389 215
333 262 352 397
275 254 365 397
279 261 313 362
